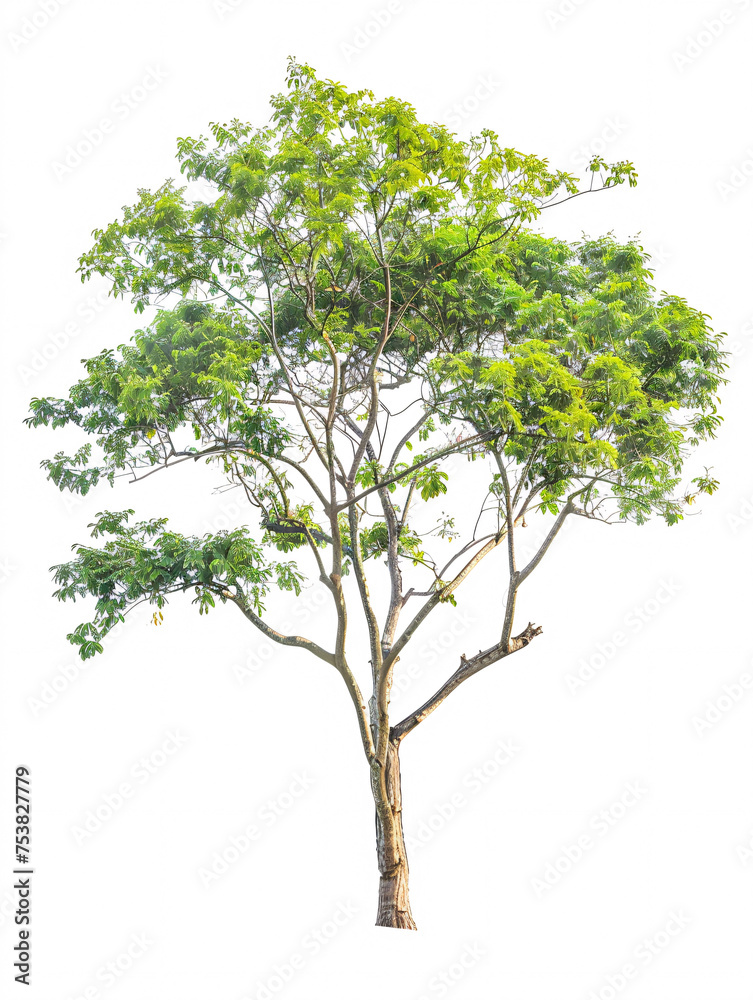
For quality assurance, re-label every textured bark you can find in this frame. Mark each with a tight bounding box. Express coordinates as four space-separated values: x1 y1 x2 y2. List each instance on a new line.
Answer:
375 740 416 929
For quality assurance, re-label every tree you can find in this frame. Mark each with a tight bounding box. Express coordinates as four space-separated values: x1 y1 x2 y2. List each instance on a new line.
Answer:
27 60 726 929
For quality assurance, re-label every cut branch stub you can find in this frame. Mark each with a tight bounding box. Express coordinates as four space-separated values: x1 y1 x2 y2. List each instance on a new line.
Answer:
507 621 543 652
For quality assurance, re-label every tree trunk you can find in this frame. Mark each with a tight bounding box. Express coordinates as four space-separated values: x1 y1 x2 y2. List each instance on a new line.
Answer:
374 739 417 929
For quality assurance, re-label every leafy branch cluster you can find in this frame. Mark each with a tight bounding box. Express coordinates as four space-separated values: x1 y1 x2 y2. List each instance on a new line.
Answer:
27 60 726 765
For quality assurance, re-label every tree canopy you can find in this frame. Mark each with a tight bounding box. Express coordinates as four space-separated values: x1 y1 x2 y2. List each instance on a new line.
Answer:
27 57 725 716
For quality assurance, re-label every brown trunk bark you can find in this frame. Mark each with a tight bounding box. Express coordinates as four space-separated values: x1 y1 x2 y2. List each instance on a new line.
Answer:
374 739 417 929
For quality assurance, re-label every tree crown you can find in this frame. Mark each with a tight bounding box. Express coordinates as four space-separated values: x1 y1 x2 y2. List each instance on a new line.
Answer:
28 59 726 664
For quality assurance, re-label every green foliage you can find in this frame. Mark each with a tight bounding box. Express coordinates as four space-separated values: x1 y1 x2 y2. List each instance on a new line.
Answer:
414 465 449 502
427 232 726 524
359 520 425 565
261 504 327 552
28 59 726 648
52 511 303 658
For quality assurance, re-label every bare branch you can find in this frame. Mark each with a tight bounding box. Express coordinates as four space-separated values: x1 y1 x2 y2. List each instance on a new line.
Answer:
386 413 430 475
223 588 336 666
391 622 543 742
516 499 574 587
225 587 375 762
383 531 506 673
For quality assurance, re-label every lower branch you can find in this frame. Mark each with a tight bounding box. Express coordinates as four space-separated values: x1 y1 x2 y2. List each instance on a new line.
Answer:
225 588 375 761
224 589 336 664
391 622 542 742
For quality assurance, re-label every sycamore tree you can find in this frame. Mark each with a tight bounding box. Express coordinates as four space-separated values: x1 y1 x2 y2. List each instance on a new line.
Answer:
28 61 725 929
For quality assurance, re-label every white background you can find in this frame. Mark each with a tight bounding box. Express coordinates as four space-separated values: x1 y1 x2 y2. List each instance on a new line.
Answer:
2 0 752 997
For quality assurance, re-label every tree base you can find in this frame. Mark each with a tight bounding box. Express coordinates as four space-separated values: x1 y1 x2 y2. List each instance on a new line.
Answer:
375 872 417 930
